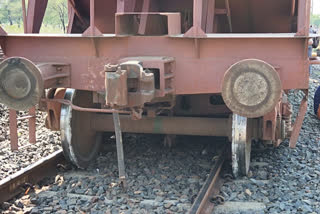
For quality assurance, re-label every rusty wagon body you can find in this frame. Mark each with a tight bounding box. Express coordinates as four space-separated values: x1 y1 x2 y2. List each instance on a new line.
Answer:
0 0 319 177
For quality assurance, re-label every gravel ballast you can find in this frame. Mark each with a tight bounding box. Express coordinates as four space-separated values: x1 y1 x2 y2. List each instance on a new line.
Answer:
219 65 320 214
1 134 225 213
0 105 61 180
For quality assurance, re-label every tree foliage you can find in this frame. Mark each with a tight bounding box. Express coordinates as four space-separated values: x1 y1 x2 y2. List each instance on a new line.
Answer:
43 0 68 33
0 0 23 26
0 0 68 33
311 14 320 28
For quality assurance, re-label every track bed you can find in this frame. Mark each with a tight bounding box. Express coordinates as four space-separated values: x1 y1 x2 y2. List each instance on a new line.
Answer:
1 135 226 213
1 65 320 213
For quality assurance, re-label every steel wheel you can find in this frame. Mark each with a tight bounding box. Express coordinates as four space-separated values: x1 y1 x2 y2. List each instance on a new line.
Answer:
231 114 252 177
60 89 102 168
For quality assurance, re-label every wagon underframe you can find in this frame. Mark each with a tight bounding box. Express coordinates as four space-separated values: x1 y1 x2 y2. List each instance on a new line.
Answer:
0 0 318 178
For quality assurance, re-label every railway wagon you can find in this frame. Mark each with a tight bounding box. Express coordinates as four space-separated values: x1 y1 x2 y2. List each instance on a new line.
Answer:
0 0 319 178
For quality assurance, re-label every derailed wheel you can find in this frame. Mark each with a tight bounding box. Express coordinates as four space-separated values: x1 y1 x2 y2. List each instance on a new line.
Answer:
231 114 252 177
60 89 102 168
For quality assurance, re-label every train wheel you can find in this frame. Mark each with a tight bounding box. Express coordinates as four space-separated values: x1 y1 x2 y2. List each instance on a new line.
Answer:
231 114 252 178
60 89 102 168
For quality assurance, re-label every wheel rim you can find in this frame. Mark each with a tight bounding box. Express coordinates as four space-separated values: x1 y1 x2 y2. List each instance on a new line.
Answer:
231 114 251 177
60 89 102 168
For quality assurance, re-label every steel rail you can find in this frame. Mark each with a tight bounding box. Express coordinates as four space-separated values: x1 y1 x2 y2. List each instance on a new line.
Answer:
0 149 64 203
188 148 226 214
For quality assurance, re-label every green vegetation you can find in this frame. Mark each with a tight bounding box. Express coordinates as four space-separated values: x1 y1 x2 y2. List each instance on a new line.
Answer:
42 0 68 33
0 0 68 34
311 14 320 29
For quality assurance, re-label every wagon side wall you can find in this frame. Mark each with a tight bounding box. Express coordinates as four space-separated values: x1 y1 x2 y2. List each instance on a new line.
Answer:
1 35 309 94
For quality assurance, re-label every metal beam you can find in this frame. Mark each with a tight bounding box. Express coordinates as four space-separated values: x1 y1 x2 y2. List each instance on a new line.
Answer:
92 114 230 137
26 0 48 33
83 0 103 36
0 35 309 94
117 0 137 12
297 0 311 36
185 0 207 37
206 0 216 33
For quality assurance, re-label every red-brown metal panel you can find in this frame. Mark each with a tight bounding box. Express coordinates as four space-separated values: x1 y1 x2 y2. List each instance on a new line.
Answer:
94 0 117 33
228 0 294 33
1 35 309 95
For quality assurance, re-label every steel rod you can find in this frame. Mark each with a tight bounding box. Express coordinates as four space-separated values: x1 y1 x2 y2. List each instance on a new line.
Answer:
225 0 233 32
17 115 35 120
42 99 130 114
112 113 127 188
90 0 95 35
289 90 308 148
28 107 36 144
22 0 28 33
9 109 18 151
291 0 296 16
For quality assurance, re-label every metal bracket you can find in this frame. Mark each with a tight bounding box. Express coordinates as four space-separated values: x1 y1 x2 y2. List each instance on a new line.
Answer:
105 60 155 108
9 107 36 151
289 89 308 148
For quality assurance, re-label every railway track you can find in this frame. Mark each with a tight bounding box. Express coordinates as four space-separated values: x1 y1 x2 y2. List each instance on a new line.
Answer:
0 137 269 213
0 136 236 213
188 147 226 214
0 150 64 204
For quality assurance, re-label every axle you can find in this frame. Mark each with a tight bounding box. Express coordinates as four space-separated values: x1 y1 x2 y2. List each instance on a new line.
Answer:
91 114 231 137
